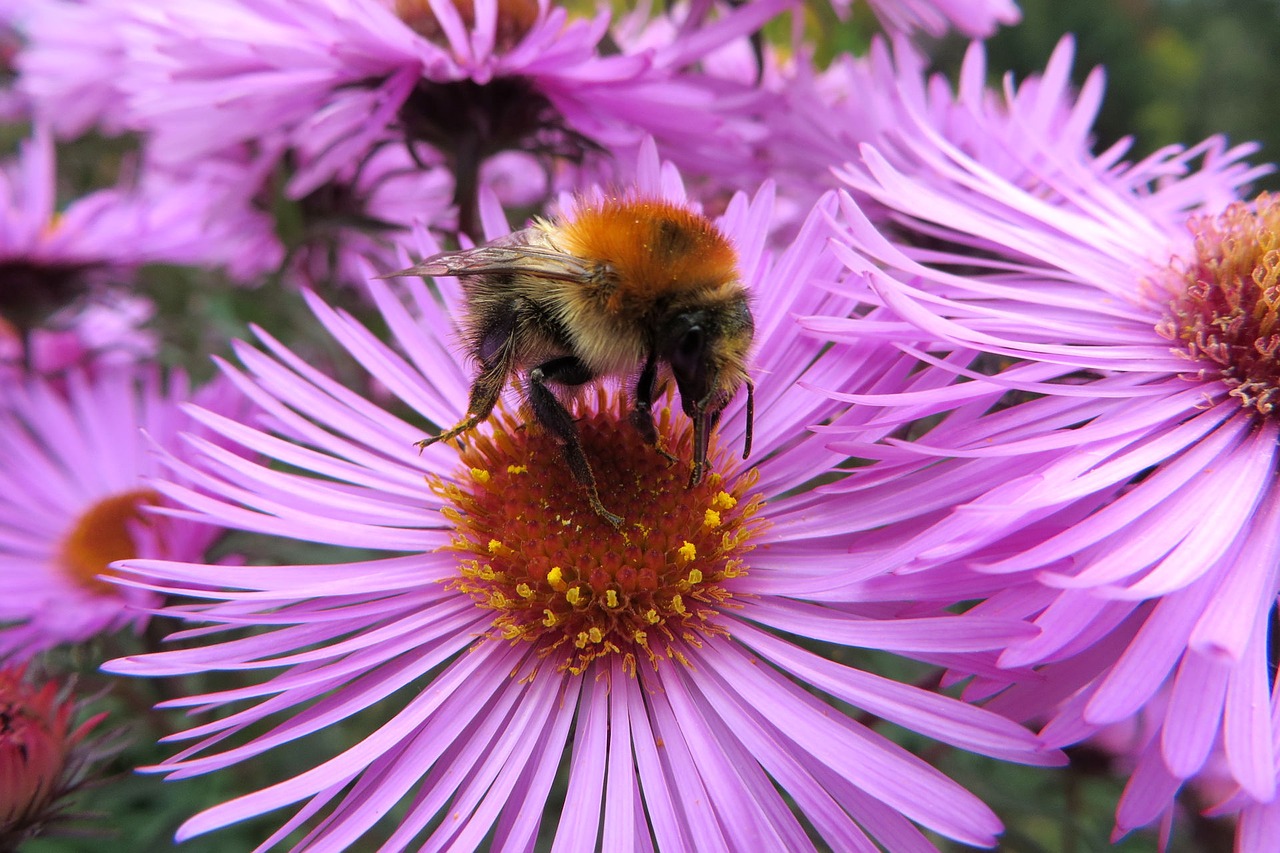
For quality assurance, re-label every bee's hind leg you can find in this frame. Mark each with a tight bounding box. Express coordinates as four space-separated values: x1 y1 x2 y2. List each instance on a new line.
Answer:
628 352 678 465
528 356 623 529
418 338 512 451
417 366 501 445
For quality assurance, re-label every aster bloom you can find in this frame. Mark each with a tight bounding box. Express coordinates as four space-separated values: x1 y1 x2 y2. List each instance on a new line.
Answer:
105 152 1058 850
0 292 157 382
862 0 1019 38
755 36 1127 235
0 665 113 847
11 0 135 138
114 0 792 237
0 126 276 344
275 139 456 289
0 6 27 122
814 42 1278 843
180 135 454 290
0 367 242 663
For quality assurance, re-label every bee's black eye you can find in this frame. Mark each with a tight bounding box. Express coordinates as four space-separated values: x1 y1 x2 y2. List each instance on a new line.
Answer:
666 324 711 416
672 327 705 375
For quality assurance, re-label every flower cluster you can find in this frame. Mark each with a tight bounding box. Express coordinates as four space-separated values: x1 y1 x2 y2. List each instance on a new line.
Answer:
1 1 1275 851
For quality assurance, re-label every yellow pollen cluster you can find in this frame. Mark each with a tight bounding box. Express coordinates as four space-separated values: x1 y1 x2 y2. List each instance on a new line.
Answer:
1157 192 1280 416
434 392 765 676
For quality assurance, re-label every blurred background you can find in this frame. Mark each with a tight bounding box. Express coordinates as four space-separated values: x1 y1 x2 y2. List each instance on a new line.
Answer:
984 0 1280 193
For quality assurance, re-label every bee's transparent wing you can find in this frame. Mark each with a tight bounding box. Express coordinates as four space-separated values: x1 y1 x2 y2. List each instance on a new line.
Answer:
383 228 594 283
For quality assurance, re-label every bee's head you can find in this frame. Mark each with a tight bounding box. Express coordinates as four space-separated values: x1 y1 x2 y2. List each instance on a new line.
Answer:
659 293 755 485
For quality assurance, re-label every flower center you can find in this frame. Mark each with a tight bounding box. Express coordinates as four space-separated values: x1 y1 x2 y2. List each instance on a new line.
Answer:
58 490 160 596
395 0 540 51
435 390 765 676
0 261 95 331
1157 192 1280 416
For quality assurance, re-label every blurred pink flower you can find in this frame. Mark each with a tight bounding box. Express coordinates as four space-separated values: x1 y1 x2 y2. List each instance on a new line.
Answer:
11 0 134 137
0 127 279 337
857 0 1019 38
0 367 244 662
0 292 156 381
98 0 791 237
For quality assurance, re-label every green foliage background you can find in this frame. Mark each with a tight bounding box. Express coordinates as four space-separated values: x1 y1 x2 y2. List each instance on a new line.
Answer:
983 0 1280 192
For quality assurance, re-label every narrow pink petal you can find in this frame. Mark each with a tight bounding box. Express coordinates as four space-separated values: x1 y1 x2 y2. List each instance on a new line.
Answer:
730 619 1059 765
682 644 906 852
602 658 638 853
1191 479 1280 661
643 684 731 851
1114 427 1273 598
625 675 694 850
740 598 1036 653
696 638 1003 846
420 668 570 851
1084 581 1216 725
156 620 481 779
549 670 608 852
1238 797 1280 853
173 641 515 840
248 779 347 852
1114 745 1181 836
1223 637 1277 801
998 590 1110 668
982 409 1240 574
1160 651 1227 779
488 675 583 851
807 760 942 853
662 662 811 851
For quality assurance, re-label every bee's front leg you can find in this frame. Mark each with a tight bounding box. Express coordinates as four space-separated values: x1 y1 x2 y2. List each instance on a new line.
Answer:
628 351 678 465
528 356 624 529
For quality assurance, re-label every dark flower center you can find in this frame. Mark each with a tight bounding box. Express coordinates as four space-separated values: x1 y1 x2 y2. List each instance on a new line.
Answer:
58 490 160 596
1157 192 1280 416
0 260 97 332
435 390 764 676
397 76 598 239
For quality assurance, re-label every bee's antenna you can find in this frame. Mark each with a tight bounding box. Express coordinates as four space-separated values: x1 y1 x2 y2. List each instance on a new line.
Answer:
742 378 754 460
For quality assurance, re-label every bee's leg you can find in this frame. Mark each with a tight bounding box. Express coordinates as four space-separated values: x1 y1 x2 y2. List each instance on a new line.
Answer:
418 314 516 450
528 356 624 529
628 352 678 465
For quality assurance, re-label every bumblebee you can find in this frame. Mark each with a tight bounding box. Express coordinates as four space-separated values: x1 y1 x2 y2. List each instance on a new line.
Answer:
390 196 755 527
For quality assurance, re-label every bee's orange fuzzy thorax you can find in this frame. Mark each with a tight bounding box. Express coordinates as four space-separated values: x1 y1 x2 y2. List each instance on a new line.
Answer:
554 199 739 302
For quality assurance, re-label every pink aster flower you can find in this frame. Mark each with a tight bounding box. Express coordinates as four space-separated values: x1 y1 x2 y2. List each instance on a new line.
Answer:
0 292 156 382
813 40 1277 844
104 149 1057 850
854 0 1020 38
11 0 135 138
0 6 27 122
0 126 278 341
754 36 1138 237
111 0 791 237
273 137 457 289
0 367 242 663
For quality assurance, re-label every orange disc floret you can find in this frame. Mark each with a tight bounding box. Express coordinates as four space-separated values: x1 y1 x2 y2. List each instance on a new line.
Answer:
432 389 764 676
